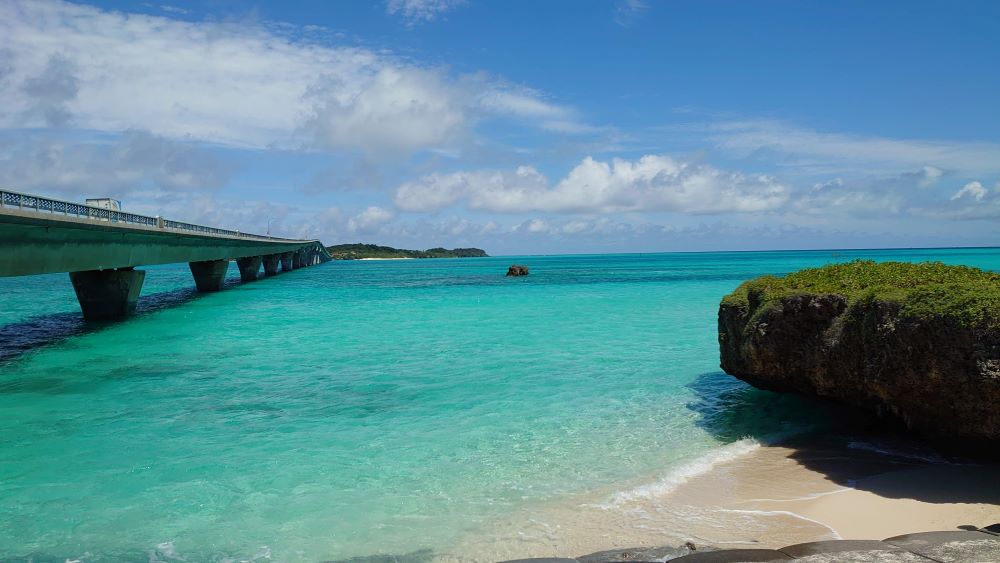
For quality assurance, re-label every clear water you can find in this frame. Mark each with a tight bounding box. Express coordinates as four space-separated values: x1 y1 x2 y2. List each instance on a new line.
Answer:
0 248 997 562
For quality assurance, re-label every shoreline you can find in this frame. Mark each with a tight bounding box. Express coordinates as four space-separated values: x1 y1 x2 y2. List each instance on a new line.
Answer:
438 434 1000 562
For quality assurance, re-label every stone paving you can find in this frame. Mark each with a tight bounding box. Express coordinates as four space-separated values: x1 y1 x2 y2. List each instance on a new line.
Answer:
500 525 1000 563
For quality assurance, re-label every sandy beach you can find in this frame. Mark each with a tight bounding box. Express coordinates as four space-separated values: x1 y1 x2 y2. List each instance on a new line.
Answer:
440 435 1000 562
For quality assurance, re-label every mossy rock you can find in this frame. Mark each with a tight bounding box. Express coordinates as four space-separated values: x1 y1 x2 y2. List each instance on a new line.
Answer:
722 260 1000 331
718 260 1000 449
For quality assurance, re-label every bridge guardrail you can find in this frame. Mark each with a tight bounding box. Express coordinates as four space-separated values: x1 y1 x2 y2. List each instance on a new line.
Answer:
0 188 301 243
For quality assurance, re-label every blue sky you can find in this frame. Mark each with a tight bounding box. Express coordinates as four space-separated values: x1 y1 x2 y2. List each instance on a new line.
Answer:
1 0 998 254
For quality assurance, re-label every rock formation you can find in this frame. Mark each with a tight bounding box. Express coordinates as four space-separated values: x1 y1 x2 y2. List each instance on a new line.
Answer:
506 265 529 276
718 260 1000 447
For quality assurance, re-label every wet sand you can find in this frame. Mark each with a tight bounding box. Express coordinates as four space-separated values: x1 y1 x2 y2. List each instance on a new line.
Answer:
438 436 1000 562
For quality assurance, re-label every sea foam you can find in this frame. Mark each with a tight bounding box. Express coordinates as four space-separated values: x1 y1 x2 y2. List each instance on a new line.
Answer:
605 438 761 506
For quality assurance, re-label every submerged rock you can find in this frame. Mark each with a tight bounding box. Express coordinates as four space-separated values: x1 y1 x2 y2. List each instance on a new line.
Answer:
507 265 530 276
718 260 1000 448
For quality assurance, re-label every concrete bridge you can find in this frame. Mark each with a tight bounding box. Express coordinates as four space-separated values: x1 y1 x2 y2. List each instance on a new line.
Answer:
0 189 331 320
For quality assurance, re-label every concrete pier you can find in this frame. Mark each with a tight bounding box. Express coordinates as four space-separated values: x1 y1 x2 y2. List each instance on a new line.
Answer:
263 254 281 276
236 256 262 282
189 259 229 292
281 252 295 272
69 268 146 320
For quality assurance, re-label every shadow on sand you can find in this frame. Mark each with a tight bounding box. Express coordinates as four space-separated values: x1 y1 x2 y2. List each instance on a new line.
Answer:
686 371 1000 506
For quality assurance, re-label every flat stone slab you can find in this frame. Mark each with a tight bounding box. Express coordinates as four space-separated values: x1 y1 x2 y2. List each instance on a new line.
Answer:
788 551 932 562
669 549 791 562
576 545 695 562
981 523 1000 536
779 540 903 557
882 531 1000 563
499 529 1000 562
777 540 933 560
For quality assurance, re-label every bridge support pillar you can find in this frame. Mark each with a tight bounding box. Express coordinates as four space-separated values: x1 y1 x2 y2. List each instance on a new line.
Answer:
69 268 146 320
189 259 229 292
236 256 262 282
281 252 295 272
294 250 307 269
263 254 280 276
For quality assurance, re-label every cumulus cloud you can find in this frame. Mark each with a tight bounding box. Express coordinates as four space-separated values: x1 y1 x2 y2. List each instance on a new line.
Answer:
347 206 395 234
307 67 468 153
950 180 987 201
21 54 79 127
915 166 943 187
0 0 587 152
386 0 465 23
0 131 232 197
394 155 788 214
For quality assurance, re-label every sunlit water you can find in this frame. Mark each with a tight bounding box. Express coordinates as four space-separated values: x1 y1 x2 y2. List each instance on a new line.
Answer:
1 248 997 562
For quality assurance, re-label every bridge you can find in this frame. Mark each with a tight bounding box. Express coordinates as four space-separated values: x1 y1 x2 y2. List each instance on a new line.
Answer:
0 188 332 320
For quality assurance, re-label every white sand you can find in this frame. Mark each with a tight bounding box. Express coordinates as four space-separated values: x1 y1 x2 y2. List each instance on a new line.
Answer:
746 463 1000 541
437 442 1000 562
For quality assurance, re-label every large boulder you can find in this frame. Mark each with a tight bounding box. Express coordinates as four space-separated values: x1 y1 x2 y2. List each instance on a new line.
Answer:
506 265 529 277
718 260 1000 447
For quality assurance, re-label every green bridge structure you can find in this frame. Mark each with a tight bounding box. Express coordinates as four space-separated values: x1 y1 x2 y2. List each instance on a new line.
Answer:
0 188 331 320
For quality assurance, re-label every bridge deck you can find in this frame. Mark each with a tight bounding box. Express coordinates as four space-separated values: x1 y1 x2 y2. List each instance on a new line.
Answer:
0 189 328 277
0 189 331 319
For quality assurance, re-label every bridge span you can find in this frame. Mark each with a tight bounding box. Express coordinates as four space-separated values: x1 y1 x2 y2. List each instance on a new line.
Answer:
0 189 331 319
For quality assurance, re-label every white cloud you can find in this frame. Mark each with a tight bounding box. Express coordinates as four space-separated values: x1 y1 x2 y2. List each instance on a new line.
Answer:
21 54 79 127
0 131 232 197
306 67 468 153
794 177 904 216
347 206 395 234
614 0 647 27
394 155 788 214
707 119 1000 176
917 165 943 187
0 0 585 152
478 89 595 134
385 0 465 23
951 180 987 201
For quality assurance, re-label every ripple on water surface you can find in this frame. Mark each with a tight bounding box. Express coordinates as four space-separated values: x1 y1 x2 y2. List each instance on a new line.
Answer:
0 249 998 562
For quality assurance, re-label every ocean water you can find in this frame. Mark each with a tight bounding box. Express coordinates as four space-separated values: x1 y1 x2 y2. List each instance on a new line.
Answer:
0 248 998 562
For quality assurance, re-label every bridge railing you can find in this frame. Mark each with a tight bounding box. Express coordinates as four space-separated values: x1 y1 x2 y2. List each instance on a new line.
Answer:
0 188 303 243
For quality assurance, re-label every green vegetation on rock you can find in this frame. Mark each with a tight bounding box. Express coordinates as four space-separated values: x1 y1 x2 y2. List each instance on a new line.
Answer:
723 260 1000 330
326 243 488 260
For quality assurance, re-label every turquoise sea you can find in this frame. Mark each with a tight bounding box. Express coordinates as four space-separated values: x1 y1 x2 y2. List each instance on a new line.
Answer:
1 248 998 562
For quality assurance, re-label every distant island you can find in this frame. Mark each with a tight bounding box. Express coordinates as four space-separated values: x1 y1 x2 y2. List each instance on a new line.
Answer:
325 243 488 260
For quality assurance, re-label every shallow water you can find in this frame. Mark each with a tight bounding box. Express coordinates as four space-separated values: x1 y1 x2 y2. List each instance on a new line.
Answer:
0 248 997 561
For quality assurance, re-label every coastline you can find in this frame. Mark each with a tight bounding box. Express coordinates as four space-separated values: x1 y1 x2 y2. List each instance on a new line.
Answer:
439 434 1000 562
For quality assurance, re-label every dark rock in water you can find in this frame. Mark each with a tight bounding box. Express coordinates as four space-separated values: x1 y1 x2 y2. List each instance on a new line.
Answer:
718 269 1000 449
507 264 530 276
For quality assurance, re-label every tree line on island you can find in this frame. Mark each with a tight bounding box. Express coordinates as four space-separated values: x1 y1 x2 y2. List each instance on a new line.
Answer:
325 243 488 260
